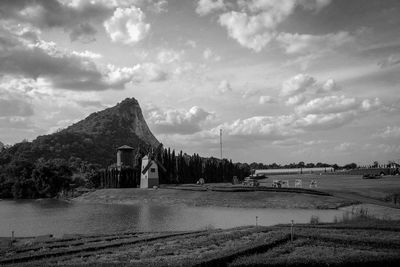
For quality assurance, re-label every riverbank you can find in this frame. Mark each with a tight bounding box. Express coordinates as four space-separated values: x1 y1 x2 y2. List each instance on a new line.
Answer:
74 187 356 209
2 217 400 266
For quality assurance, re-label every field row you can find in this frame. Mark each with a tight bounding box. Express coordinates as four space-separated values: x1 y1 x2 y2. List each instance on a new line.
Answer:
2 220 400 266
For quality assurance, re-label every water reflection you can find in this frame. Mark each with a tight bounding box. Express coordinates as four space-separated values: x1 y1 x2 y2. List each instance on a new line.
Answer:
0 199 353 237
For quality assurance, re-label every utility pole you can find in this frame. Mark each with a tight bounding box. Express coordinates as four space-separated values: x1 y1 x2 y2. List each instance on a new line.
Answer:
220 129 223 160
220 128 223 182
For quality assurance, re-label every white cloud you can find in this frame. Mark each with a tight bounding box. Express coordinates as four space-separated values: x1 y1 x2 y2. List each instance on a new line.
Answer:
317 78 340 93
185 40 197 48
219 0 333 52
104 6 150 45
277 31 354 55
219 11 275 52
217 80 232 94
145 105 215 135
196 0 226 16
157 49 183 64
295 95 359 115
285 95 306 106
281 74 316 97
334 142 355 152
219 115 299 139
259 95 275 104
203 48 212 60
242 88 260 99
72 50 103 59
377 54 400 68
203 48 221 61
374 126 400 138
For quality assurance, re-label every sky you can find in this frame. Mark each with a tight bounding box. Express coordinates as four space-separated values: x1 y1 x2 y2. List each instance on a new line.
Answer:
0 0 400 165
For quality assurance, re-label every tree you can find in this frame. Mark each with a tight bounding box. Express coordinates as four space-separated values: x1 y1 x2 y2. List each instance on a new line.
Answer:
32 158 72 198
344 163 357 169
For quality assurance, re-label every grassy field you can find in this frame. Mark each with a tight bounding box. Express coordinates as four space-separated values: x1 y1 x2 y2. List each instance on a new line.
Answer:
257 173 400 207
74 174 400 209
74 187 355 209
1 216 400 266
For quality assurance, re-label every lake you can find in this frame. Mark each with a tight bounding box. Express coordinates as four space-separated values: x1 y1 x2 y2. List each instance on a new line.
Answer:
0 199 344 237
0 199 373 237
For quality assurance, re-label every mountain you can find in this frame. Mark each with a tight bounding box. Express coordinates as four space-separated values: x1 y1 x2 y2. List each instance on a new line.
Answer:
0 98 159 167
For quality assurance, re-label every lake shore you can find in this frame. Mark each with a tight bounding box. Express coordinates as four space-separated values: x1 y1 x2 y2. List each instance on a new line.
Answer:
74 187 357 209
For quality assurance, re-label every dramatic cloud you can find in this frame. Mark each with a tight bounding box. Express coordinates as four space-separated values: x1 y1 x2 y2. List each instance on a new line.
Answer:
196 0 226 16
213 94 381 138
0 25 166 91
276 31 354 54
218 0 333 52
104 6 150 45
145 105 214 135
0 0 113 42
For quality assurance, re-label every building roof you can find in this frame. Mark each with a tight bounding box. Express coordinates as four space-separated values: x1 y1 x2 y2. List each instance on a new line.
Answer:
117 145 134 150
141 158 166 174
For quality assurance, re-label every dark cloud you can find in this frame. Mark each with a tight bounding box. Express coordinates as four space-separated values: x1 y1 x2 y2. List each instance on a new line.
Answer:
0 26 158 91
69 23 97 42
0 0 113 42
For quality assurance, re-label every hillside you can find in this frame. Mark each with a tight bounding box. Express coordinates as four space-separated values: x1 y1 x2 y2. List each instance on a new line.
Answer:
0 98 159 167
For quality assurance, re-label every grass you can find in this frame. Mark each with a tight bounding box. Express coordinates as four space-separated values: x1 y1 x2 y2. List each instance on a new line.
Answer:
3 218 400 266
74 173 400 210
230 238 400 267
74 187 356 209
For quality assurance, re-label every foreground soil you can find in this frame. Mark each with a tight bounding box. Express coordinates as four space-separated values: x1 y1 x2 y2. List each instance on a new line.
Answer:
1 218 400 266
74 187 355 209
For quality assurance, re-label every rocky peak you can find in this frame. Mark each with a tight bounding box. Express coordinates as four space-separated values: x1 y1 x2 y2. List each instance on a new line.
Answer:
64 97 159 147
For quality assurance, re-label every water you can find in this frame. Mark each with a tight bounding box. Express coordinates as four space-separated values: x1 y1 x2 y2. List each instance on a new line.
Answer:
0 199 349 237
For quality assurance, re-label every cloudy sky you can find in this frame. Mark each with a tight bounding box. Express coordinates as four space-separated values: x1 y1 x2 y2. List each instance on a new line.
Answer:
1 0 400 165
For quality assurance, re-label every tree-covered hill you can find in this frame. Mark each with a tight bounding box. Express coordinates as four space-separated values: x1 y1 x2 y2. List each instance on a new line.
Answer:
0 98 159 167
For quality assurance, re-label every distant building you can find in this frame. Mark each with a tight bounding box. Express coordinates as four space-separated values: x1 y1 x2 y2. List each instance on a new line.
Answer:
255 167 334 176
140 155 166 188
116 145 135 169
